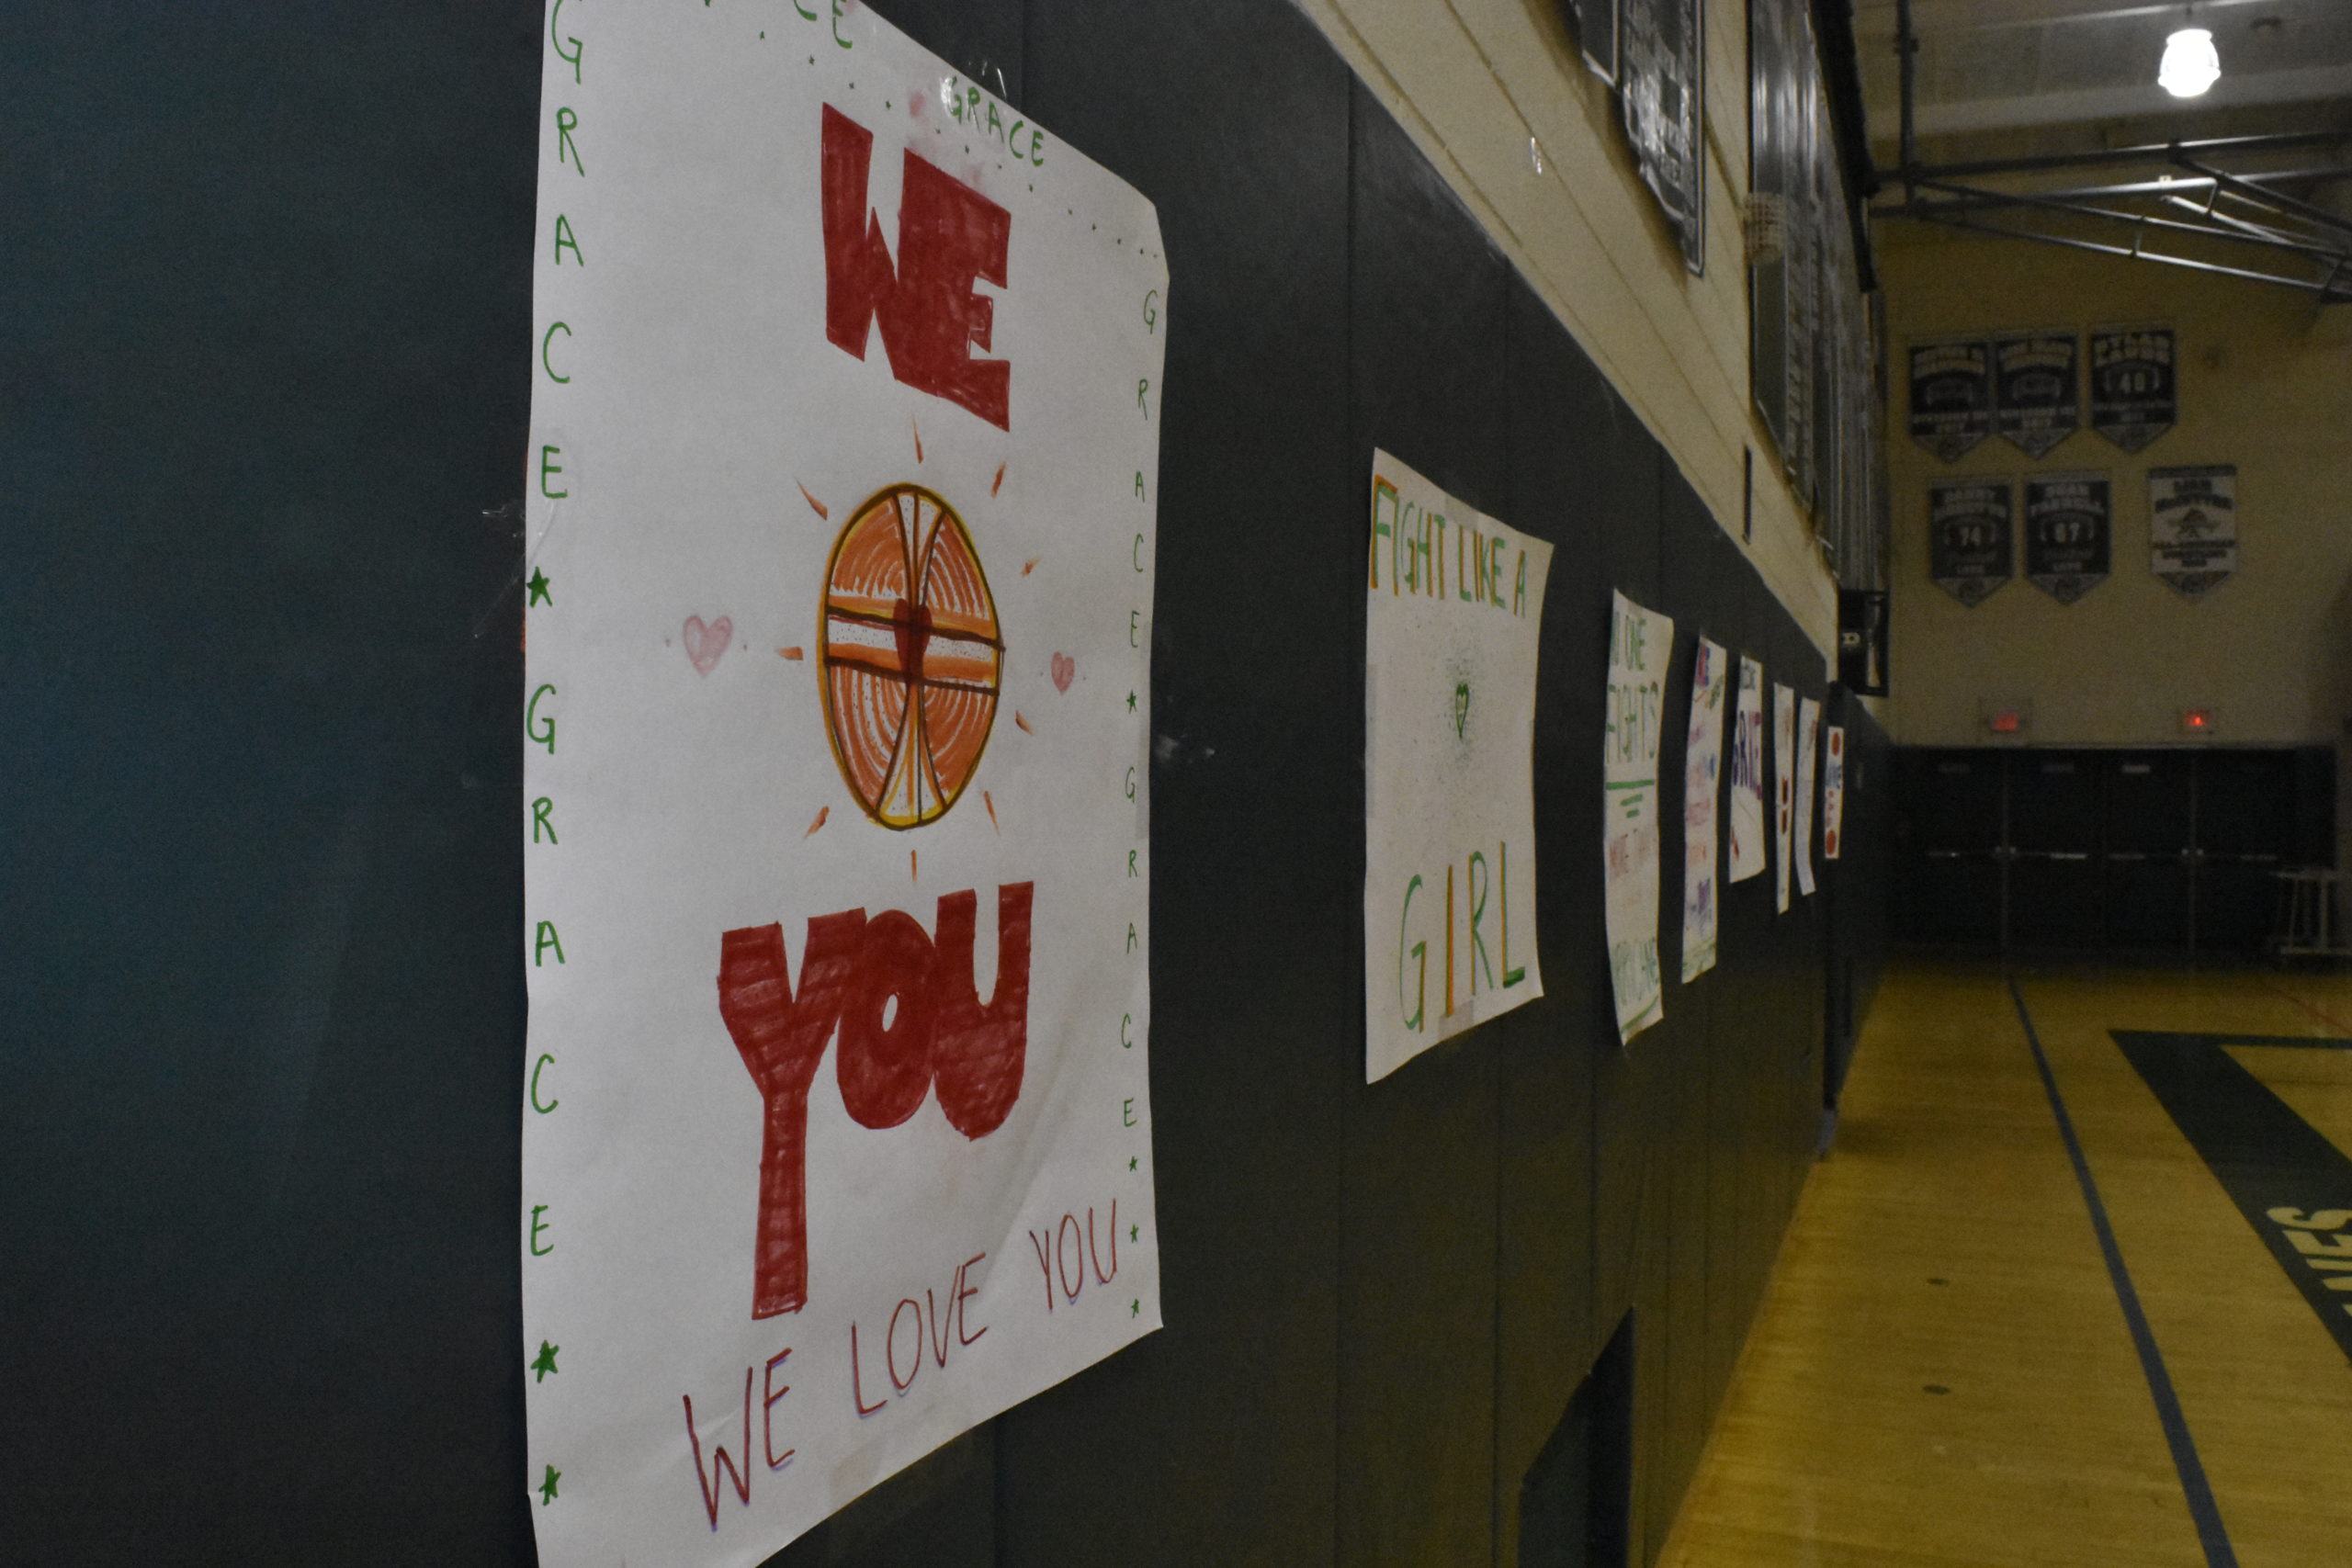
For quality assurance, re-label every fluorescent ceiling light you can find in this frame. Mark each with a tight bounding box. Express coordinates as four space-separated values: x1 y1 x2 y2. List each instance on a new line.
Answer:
2159 27 2221 96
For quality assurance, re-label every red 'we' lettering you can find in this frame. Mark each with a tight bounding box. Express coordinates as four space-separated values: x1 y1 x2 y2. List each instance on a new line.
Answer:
717 883 1035 1317
820 103 1012 430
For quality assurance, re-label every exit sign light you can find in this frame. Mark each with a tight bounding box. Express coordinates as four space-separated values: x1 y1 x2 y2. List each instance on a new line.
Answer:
2181 707 2216 734
1987 709 2023 735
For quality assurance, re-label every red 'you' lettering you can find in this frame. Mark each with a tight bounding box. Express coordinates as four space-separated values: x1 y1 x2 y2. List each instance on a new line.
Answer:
820 103 1012 429
718 913 865 1317
1088 1200 1119 1285
718 887 1033 1318
932 882 1034 1137
683 1368 755 1529
837 910 938 1128
1057 1213 1084 1302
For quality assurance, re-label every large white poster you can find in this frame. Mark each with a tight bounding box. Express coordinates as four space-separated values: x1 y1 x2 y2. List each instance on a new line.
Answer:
1679 637 1728 982
1822 725 1847 861
1793 696 1820 897
1364 452 1551 1081
522 8 1165 1563
1605 591 1675 1043
1772 683 1796 914
1727 657 1767 883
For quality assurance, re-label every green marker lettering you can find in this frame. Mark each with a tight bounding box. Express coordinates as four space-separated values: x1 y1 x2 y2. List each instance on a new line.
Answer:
550 0 582 84
535 920 566 966
1398 874 1427 1031
526 684 558 752
556 107 585 175
541 321 572 384
539 445 567 500
529 1054 559 1113
553 214 583 266
529 1204 554 1256
1467 851 1496 993
533 796 558 843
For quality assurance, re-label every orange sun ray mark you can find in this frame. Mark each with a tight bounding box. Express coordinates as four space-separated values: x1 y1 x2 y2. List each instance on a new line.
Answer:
1022 558 1039 576
911 420 923 464
1014 711 1033 735
798 483 829 520
777 646 804 660
983 791 1000 833
991 462 1006 497
910 848 919 881
805 806 829 837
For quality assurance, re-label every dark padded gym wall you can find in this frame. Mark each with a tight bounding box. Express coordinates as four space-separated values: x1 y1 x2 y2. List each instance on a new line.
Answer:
0 3 1877 1565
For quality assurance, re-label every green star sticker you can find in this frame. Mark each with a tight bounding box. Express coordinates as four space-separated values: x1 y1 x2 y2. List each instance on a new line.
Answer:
539 1464 561 1506
1126 689 1136 712
1130 1299 1139 1317
526 568 552 607
1129 1224 1139 1243
1127 1156 1137 1172
531 1339 560 1382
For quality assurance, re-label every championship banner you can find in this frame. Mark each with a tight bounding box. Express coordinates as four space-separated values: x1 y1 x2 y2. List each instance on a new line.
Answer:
1908 338 1993 462
1928 479 2014 607
521 8 1166 1562
2023 471 2111 604
2090 324 2176 453
1679 637 1728 983
1771 683 1796 914
1605 590 1676 1043
2149 465 2238 598
1994 331 2079 457
1727 657 1767 884
1792 696 1819 898
1821 726 1846 861
1364 452 1552 1081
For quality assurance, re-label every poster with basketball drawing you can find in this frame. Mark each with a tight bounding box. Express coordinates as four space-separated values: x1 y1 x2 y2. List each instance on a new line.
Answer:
1363 451 1552 1082
521 7 1164 1565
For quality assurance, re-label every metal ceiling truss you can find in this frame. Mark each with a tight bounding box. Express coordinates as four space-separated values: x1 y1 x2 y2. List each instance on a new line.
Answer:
1872 0 2352 302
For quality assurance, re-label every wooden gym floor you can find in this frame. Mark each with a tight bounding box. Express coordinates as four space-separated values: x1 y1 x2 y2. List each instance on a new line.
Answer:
1657 957 2352 1568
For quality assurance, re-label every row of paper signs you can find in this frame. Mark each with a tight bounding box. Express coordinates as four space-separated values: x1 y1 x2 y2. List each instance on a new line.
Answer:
1931 465 2237 606
1364 454 1844 1079
1910 325 2176 462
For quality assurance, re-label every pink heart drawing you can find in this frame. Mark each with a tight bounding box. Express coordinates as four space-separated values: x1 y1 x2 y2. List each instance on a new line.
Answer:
683 615 732 677
1050 651 1075 693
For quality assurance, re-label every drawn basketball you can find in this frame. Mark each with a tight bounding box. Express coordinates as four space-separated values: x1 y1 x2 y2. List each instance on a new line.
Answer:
820 483 1003 829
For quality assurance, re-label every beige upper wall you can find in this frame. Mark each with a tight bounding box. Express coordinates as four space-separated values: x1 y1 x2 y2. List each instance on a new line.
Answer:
1877 223 2352 750
1290 0 1840 667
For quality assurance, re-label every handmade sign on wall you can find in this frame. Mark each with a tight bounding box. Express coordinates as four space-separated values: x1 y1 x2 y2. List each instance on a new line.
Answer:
522 9 1165 1562
2023 471 2111 604
1605 590 1675 1043
2149 464 2238 598
1792 696 1819 898
1618 0 1706 274
1994 331 2079 457
2090 324 2177 452
1680 636 1728 983
1928 479 2013 606
1771 683 1796 914
1908 339 1993 461
1728 656 1768 884
1821 726 1846 861
1365 452 1551 1080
